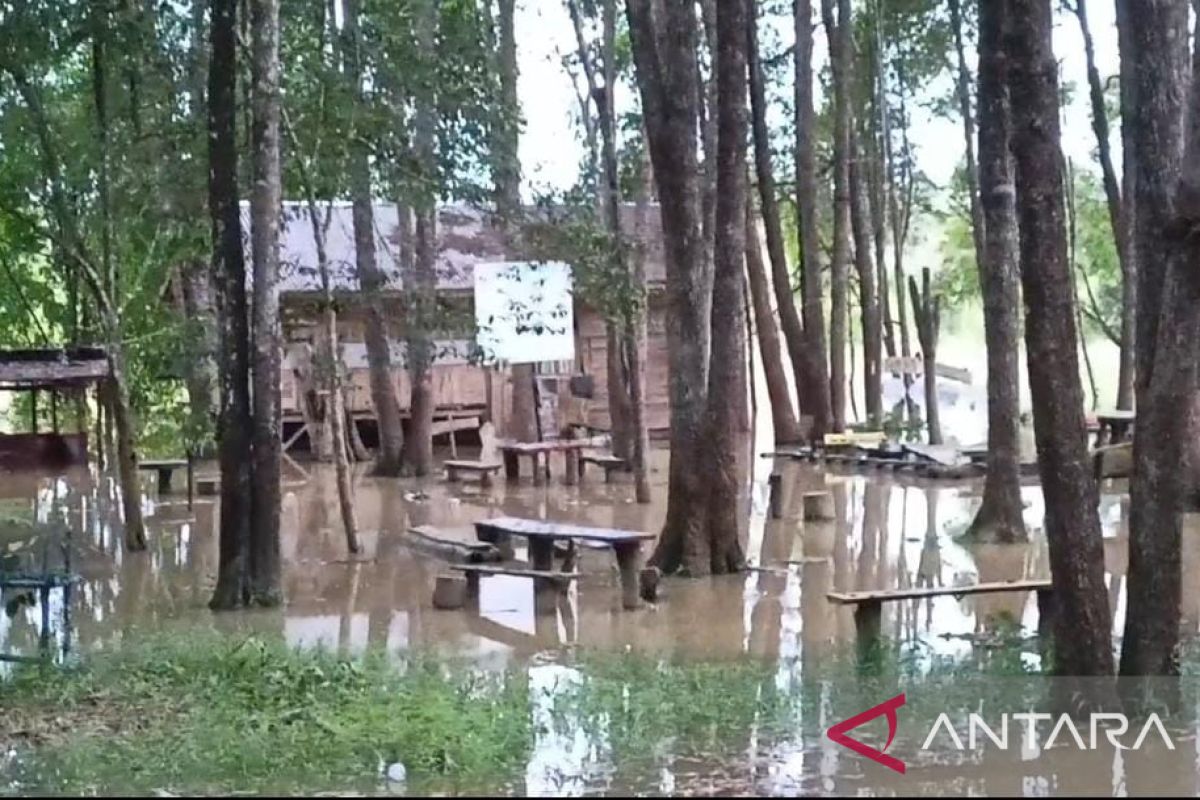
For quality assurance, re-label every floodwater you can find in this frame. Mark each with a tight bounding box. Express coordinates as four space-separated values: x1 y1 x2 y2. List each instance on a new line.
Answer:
6 435 1200 795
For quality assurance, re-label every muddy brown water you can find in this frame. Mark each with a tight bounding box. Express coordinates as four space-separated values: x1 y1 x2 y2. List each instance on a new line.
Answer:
3 445 1200 795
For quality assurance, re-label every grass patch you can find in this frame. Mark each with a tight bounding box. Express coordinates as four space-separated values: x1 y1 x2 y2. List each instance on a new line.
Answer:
2 634 532 795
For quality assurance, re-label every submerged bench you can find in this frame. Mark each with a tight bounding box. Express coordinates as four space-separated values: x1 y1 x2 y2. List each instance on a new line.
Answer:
579 453 626 483
829 579 1053 657
443 421 503 488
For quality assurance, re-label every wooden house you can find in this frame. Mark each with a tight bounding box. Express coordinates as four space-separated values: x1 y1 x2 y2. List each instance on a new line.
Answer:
272 201 671 446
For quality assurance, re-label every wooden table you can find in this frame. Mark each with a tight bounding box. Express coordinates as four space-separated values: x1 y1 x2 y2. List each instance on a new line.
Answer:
139 458 191 496
500 436 609 486
1094 410 1136 446
474 516 654 609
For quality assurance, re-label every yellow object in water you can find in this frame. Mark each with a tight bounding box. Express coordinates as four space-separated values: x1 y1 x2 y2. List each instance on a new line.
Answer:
823 431 887 447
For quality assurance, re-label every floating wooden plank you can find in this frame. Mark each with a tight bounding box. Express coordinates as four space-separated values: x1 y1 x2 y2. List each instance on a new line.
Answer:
827 579 1051 605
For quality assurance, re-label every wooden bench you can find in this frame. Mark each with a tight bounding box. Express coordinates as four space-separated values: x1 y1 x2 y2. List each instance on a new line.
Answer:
451 564 579 591
579 453 626 483
443 421 503 487
828 579 1053 658
474 516 654 609
139 458 189 494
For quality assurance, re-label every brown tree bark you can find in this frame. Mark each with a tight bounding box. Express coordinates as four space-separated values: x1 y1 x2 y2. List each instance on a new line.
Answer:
965 0 1027 544
179 258 218 452
247 0 283 605
1007 0 1113 676
208 0 254 609
344 0 404 475
747 2 810 434
627 135 654 504
850 129 882 426
1114 0 1138 412
948 0 985 271
626 0 713 573
493 0 538 445
793 0 832 438
1120 0 1195 678
821 0 850 433
1072 0 1135 412
908 269 941 445
404 0 437 476
701 0 749 574
745 202 803 445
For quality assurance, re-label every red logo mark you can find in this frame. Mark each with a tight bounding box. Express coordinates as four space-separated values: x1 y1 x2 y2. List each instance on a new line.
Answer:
826 693 907 775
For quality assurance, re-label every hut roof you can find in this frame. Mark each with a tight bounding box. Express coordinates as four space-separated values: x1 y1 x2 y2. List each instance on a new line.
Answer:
251 201 667 296
0 347 109 390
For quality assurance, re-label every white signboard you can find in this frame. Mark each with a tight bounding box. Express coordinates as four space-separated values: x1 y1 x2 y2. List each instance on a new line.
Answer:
473 261 575 365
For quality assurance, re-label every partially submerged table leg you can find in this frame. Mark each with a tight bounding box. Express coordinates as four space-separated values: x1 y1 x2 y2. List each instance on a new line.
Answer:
564 450 578 486
157 469 172 495
529 538 555 572
614 542 644 610
532 453 545 486
855 600 883 666
768 473 783 519
504 450 520 481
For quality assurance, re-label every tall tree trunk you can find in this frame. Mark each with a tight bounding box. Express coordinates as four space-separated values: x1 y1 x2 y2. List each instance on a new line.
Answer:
627 0 713 573
702 0 749 574
404 0 437 476
793 0 832 438
748 2 810 433
91 2 145 553
493 0 538 444
183 0 218 455
850 130 882 426
248 0 283 605
1114 0 1138 412
1072 0 1135 411
879 39 916 417
948 0 985 271
908 270 940 445
966 0 1027 544
1120 0 1193 678
745 201 803 444
627 134 654 504
821 0 852 433
208 0 254 609
1008 0 1113 677
344 0 404 475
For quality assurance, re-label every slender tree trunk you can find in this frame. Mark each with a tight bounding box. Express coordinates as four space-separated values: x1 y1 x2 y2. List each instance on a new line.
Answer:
404 0 437 476
493 0 538 444
1073 0 1135 412
748 2 811 432
908 270 941 445
180 258 218 453
949 0 985 270
821 0 851 433
91 3 145 553
324 310 362 553
1115 0 1138 412
247 0 283 605
850 130 882 426
1067 160 1100 410
702 0 749 574
627 0 712 573
208 0 254 609
745 201 803 444
793 0 832 438
1120 0 1193 678
628 135 654 503
1008 0 1113 676
345 0 404 475
966 0 1027 544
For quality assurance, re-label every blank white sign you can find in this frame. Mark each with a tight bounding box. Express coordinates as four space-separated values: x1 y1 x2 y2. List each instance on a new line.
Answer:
474 261 575 365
